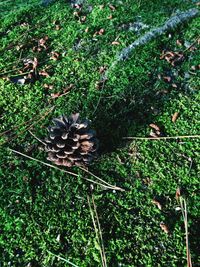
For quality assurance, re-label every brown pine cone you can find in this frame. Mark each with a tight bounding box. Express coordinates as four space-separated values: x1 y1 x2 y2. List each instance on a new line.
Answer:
45 113 99 167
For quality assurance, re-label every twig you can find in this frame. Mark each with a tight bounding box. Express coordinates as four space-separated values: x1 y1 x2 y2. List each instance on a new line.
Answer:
104 8 199 78
47 250 79 267
8 148 122 190
123 135 200 141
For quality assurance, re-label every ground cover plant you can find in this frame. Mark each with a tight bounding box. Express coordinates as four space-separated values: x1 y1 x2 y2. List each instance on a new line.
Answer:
0 0 200 266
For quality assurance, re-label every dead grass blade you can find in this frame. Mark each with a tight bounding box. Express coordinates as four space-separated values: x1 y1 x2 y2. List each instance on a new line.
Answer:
87 195 107 267
47 250 79 267
177 194 193 267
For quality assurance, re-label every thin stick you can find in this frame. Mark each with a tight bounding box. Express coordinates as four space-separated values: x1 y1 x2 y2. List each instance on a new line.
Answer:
92 195 107 267
47 250 79 267
87 195 105 267
8 148 121 190
78 166 125 192
123 135 200 141
28 130 46 145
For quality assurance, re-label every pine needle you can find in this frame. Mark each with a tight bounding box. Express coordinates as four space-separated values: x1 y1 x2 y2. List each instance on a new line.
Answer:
123 135 200 141
8 148 123 191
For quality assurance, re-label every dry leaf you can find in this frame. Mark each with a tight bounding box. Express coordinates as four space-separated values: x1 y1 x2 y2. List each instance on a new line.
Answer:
99 66 107 74
108 15 113 19
99 28 105 35
32 57 38 70
160 222 169 234
39 70 49 77
43 84 53 89
172 83 177 88
109 4 116 10
149 123 160 131
74 4 82 9
55 25 61 30
51 92 60 98
80 16 86 22
85 27 89 33
163 76 171 83
175 187 181 200
172 112 179 123
152 199 162 210
50 51 60 60
176 39 182 46
112 41 120 45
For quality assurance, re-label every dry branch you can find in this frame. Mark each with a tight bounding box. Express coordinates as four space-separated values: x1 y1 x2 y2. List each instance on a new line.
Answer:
104 8 199 78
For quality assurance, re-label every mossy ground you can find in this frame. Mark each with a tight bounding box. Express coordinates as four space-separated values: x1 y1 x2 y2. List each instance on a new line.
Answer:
0 0 199 266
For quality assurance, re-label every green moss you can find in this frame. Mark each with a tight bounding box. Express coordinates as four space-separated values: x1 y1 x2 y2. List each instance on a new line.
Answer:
0 0 199 266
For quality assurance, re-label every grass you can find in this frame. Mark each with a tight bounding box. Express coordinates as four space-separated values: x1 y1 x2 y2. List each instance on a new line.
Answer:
0 0 200 266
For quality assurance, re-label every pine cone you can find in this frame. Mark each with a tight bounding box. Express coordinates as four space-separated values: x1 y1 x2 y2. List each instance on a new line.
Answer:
45 113 99 167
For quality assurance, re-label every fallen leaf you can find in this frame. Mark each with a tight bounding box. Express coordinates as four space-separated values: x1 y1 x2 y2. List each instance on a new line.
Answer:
108 15 113 19
80 16 86 22
160 222 169 234
149 123 160 131
39 70 49 77
152 199 162 210
176 39 182 46
99 66 107 74
163 76 171 83
112 41 120 45
99 28 105 35
32 57 38 70
172 83 177 88
172 112 179 123
55 25 61 30
109 4 116 10
43 84 53 89
175 187 181 200
50 51 60 60
51 92 60 98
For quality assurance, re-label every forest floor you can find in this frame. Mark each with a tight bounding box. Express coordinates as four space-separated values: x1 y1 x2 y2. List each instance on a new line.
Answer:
0 0 199 266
